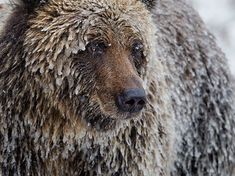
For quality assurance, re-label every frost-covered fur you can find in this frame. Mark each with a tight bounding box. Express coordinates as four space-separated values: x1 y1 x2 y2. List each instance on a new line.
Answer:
151 1 235 175
0 0 173 175
0 0 235 176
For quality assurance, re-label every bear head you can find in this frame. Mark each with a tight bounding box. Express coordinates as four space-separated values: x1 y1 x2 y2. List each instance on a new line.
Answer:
6 0 161 131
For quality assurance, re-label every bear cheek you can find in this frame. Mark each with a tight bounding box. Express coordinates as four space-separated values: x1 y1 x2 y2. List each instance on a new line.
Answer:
93 73 119 114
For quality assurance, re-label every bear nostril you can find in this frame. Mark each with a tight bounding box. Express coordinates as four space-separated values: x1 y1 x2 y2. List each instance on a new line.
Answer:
125 99 136 106
116 88 146 113
138 99 146 106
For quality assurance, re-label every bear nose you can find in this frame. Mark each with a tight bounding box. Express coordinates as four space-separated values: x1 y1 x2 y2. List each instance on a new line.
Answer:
116 88 147 113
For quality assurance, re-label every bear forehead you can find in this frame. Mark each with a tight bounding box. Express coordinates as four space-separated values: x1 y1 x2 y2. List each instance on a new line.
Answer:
25 0 155 54
40 0 150 19
28 0 153 40
56 0 145 10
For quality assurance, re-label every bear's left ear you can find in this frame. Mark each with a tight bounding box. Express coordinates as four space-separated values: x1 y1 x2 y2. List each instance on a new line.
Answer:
140 0 156 10
16 0 49 13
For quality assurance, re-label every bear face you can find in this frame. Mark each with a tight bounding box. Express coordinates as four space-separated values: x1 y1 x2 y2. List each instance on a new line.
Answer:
23 0 158 130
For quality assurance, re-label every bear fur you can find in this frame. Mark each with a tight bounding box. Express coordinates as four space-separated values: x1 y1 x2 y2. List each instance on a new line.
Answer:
0 0 174 175
152 2 235 175
0 0 234 176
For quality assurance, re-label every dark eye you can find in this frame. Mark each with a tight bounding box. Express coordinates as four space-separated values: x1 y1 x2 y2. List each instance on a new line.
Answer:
131 41 146 71
87 40 108 56
131 41 144 59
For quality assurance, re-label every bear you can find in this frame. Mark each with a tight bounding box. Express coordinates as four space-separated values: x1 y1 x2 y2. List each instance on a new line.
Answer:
0 0 234 176
152 1 235 175
0 0 174 175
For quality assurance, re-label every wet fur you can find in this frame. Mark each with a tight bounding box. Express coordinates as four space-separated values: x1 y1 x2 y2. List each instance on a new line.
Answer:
0 0 235 176
0 0 173 175
151 1 235 175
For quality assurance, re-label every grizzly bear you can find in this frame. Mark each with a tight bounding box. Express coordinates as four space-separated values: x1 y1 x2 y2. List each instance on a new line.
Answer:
0 0 174 175
0 0 234 176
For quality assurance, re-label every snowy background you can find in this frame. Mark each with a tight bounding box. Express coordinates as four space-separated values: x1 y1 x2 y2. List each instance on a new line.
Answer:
0 0 234 76
190 0 235 76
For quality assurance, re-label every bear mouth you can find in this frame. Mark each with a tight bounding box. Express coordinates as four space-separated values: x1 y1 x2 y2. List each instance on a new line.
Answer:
78 95 144 130
84 110 142 131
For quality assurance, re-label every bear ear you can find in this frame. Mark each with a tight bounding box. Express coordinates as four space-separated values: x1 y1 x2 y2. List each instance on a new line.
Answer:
15 0 48 12
140 0 156 10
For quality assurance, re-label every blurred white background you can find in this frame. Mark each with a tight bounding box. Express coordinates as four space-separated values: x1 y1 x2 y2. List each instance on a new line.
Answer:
190 0 235 76
0 0 234 75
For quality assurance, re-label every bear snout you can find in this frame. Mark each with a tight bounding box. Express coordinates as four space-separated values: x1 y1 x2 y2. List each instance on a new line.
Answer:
115 88 147 113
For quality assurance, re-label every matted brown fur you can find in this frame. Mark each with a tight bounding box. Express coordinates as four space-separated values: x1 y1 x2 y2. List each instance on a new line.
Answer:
1 0 235 176
0 0 174 175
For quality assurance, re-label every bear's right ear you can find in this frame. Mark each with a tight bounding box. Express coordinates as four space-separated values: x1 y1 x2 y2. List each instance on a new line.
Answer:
15 0 48 13
140 0 156 10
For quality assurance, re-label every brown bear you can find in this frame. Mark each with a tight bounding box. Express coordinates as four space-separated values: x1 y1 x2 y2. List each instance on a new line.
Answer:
0 0 234 176
0 0 174 175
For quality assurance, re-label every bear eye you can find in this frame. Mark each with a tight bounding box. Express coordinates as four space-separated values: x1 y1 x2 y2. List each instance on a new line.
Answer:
87 40 108 56
131 40 146 72
131 41 144 59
